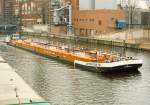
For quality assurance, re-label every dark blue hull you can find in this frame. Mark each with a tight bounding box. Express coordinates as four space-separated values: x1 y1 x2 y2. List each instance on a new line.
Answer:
75 63 142 73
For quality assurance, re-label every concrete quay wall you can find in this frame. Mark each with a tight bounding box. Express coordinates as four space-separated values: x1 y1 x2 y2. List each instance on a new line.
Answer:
0 56 43 105
21 32 150 51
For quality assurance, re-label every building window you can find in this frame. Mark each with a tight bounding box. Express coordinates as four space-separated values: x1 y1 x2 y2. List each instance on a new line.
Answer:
89 19 94 22
111 17 115 20
99 20 102 25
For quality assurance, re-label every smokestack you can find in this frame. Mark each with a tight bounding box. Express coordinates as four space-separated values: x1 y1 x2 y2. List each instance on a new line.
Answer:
90 0 95 10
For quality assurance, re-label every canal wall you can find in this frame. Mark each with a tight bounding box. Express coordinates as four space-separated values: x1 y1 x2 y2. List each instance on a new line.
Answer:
0 56 43 105
20 32 150 51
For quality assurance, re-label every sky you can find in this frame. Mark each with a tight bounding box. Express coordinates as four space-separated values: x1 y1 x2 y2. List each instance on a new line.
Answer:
79 0 118 10
117 0 148 9
95 0 117 9
79 0 149 10
136 0 148 9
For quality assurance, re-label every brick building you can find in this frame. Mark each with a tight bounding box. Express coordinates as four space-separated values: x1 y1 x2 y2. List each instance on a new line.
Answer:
21 0 40 26
73 9 125 35
71 0 126 36
13 0 50 27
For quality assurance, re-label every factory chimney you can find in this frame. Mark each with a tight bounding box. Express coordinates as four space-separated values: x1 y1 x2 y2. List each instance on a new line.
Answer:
90 0 95 10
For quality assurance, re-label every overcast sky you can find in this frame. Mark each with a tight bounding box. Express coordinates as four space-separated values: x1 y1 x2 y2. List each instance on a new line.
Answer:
117 0 148 9
79 0 148 10
79 0 117 10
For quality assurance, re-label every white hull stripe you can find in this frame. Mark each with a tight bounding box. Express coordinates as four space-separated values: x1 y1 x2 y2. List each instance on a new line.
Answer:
74 60 143 68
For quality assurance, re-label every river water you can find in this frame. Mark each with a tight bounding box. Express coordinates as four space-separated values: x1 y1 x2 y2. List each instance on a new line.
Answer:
0 36 150 105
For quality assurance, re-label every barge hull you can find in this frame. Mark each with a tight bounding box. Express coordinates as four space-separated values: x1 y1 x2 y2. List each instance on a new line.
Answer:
75 63 142 73
7 41 142 73
7 42 74 64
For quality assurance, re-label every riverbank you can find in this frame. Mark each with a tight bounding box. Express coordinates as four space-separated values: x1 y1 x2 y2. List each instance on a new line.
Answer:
0 56 44 105
21 32 150 51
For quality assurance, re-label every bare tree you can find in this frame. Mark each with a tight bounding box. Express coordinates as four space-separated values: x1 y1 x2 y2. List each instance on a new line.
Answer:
147 0 150 8
119 0 138 40
35 0 50 24
41 0 50 24
127 0 138 27
119 0 138 27
146 0 150 39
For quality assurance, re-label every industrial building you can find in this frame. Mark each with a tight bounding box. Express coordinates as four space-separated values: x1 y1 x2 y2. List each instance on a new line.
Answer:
4 0 14 24
0 0 18 34
0 0 4 25
12 0 51 27
0 0 3 16
7 0 126 35
71 0 126 36
0 0 16 24
52 0 126 35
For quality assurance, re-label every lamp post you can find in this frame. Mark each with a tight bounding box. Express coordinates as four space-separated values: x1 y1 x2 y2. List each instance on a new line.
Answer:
18 1 23 39
11 78 21 105
14 87 21 104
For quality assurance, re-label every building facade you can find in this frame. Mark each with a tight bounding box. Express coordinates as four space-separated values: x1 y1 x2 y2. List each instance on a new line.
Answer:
11 0 126 35
2 0 18 24
0 0 3 16
13 0 51 27
71 0 126 36
0 0 4 26
73 10 125 35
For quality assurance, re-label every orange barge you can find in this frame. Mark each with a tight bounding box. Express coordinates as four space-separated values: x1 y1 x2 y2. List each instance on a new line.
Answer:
7 39 143 72
8 39 96 62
